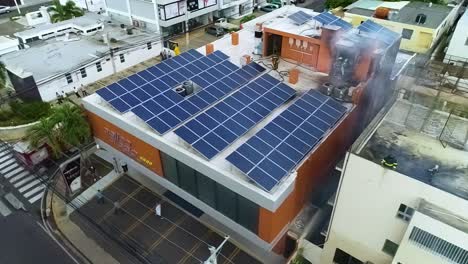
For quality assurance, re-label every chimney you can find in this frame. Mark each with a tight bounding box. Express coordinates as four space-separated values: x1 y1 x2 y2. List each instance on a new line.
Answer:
205 43 214 55
231 32 239 46
289 69 300 84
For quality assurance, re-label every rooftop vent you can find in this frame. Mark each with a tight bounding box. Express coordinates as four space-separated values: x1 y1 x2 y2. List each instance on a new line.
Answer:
415 13 427 24
374 7 390 19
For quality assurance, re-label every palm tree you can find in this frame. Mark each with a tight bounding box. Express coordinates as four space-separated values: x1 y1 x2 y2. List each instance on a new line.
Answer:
27 117 62 157
27 104 91 158
0 62 7 90
51 104 91 148
48 0 84 23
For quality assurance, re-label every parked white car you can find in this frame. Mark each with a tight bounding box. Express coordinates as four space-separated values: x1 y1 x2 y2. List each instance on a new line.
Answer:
0 6 11 14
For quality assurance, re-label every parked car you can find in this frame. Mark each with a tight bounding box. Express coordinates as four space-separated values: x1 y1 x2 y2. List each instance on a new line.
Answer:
205 26 225 37
260 4 279 12
0 6 11 14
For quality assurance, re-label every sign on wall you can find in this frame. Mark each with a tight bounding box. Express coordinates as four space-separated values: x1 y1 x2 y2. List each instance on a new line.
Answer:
60 155 82 195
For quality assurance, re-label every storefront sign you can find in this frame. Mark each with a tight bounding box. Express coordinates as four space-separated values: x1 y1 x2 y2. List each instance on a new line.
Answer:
60 155 82 194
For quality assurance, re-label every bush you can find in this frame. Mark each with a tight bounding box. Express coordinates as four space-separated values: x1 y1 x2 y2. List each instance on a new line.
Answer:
240 14 256 24
0 101 51 126
325 0 353 8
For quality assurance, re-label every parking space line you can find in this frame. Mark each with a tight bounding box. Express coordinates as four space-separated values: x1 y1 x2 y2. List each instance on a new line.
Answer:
178 230 213 264
98 186 143 224
145 215 188 255
121 209 153 236
225 248 241 264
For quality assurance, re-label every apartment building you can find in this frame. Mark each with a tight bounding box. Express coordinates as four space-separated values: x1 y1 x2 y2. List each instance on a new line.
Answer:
81 7 405 260
104 0 255 37
1 13 162 102
343 0 461 54
317 92 468 264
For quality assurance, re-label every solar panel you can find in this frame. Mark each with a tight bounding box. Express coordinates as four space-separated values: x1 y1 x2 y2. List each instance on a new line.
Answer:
288 11 313 25
226 90 347 192
313 12 352 30
139 61 266 134
175 74 296 159
357 20 400 45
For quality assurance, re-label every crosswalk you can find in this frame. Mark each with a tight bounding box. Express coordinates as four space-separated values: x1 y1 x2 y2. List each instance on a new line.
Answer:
0 144 46 205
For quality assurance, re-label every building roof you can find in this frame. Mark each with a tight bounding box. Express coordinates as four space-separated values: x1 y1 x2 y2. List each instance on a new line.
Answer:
346 0 454 29
83 6 412 209
14 13 104 39
2 14 157 82
358 98 468 200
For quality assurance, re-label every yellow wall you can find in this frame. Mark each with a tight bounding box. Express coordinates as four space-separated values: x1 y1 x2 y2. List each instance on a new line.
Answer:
345 13 436 53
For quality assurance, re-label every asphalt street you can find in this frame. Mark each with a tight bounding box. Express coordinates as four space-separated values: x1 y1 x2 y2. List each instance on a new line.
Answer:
0 211 77 264
1 0 52 18
296 0 326 12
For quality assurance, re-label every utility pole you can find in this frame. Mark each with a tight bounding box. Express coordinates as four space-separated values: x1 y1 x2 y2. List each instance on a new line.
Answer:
204 236 229 264
13 0 21 14
184 2 190 47
103 32 117 74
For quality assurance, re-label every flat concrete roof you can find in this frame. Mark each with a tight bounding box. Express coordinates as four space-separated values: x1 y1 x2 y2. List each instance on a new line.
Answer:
1 14 157 82
358 98 468 200
346 0 454 29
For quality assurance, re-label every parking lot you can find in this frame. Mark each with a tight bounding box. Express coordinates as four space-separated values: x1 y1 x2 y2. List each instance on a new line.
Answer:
71 176 262 264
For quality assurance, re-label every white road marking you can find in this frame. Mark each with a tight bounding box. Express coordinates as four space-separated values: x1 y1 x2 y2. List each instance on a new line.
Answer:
4 167 24 179
10 171 31 183
24 185 45 198
19 179 41 193
14 175 36 188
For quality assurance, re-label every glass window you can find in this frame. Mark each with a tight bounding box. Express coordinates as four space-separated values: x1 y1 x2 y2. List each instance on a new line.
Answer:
382 239 399 256
396 203 414 222
160 152 179 185
120 54 125 63
333 248 363 264
147 42 152 50
237 195 259 233
216 183 237 221
65 73 73 84
465 37 468 46
80 68 87 78
177 161 198 197
96 62 102 72
402 29 413 40
196 172 217 208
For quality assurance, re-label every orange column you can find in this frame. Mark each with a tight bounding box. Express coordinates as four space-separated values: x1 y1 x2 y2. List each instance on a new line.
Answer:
231 32 239 46
205 43 214 55
289 69 300 84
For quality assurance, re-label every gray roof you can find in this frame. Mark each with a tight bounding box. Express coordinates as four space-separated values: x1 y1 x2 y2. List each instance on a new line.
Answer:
347 1 454 29
397 2 453 29
2 15 157 82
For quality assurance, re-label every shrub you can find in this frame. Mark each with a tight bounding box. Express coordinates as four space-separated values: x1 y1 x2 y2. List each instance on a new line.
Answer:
0 101 51 126
240 14 256 24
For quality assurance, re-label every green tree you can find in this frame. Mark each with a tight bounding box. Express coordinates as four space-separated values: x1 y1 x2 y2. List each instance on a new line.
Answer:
48 0 84 23
0 62 7 90
27 104 91 158
27 117 62 157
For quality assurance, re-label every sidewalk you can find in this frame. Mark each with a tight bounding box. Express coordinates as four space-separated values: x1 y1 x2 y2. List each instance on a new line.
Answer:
50 191 119 264
48 157 122 264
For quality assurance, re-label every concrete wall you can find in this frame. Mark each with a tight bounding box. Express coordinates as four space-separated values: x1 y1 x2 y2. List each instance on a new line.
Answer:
321 154 468 264
444 12 468 63
0 121 38 141
37 41 161 101
394 212 468 264
345 13 436 54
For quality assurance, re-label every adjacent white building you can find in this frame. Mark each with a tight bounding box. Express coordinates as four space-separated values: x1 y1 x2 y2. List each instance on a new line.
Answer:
1 13 162 102
0 36 19 56
310 97 468 264
104 0 254 36
444 10 468 65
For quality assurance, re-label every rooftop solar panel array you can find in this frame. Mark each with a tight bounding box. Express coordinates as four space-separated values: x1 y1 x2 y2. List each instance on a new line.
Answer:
288 11 313 25
226 89 347 192
175 74 296 159
133 61 265 134
313 12 353 30
96 49 266 134
357 20 400 45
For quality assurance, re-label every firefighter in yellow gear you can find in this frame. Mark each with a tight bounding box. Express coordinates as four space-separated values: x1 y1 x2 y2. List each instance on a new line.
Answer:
381 155 397 169
173 44 181 56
